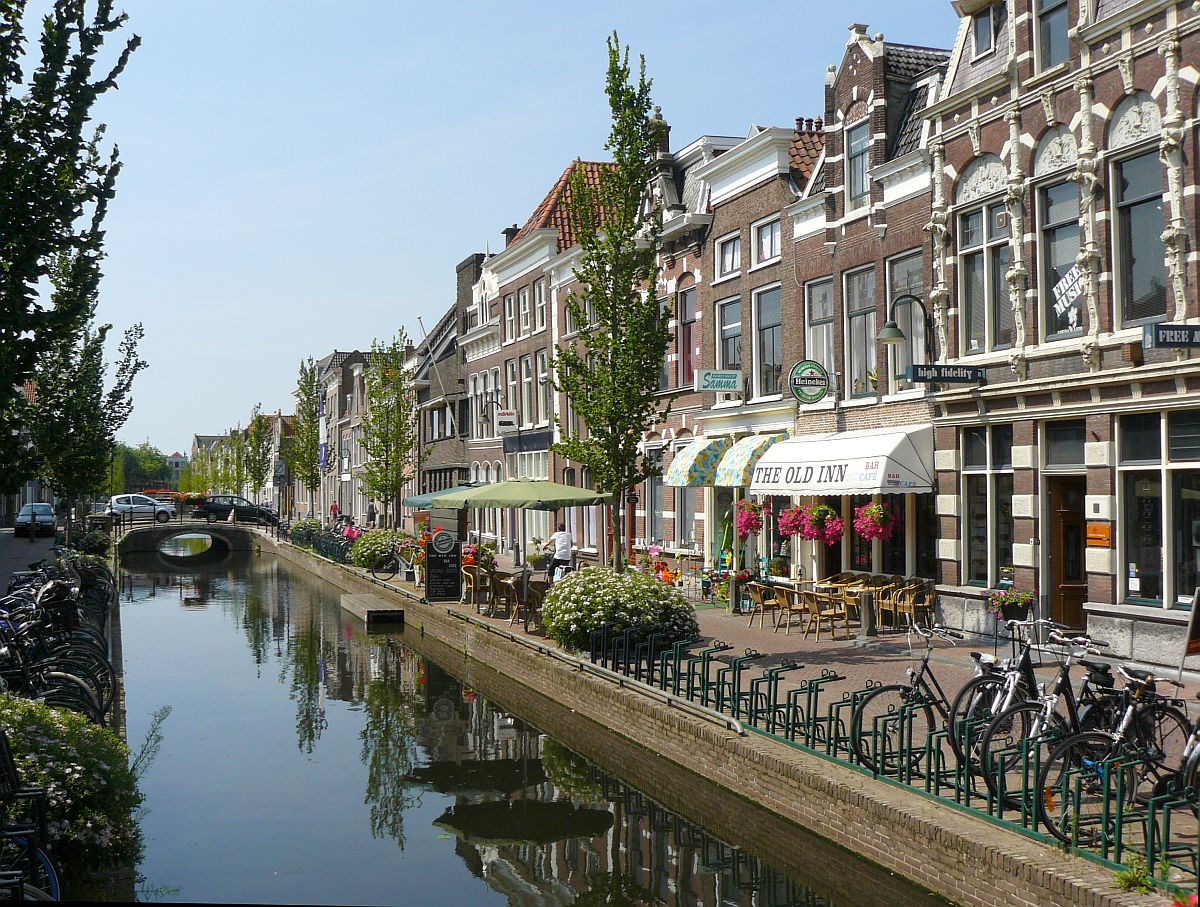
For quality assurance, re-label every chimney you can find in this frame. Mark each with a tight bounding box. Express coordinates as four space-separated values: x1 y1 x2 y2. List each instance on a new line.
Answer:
502 224 520 247
651 105 670 155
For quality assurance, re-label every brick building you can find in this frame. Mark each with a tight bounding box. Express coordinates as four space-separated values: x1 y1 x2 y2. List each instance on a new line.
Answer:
921 0 1200 663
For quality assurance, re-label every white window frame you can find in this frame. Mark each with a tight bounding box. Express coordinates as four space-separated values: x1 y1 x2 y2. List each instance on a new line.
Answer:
1035 0 1069 73
751 282 783 400
503 294 516 342
715 232 741 281
957 198 1013 356
716 296 742 372
520 356 534 428
960 425 1015 589
518 286 531 336
535 349 550 425
751 216 781 269
534 278 547 332
886 250 927 394
505 359 517 411
844 266 877 399
805 277 834 374
1110 146 1167 330
845 119 871 212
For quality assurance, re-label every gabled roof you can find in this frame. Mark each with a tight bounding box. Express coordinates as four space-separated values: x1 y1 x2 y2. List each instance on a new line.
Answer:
888 82 931 159
513 160 614 252
789 118 825 180
884 42 950 81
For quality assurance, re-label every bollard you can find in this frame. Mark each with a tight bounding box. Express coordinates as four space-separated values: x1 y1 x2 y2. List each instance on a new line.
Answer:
857 590 877 639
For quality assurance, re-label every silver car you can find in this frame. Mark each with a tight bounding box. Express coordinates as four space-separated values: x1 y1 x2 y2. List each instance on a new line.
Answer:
106 494 177 523
14 503 55 537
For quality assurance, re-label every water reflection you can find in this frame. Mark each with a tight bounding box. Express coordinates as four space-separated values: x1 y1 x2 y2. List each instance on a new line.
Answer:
119 552 947 906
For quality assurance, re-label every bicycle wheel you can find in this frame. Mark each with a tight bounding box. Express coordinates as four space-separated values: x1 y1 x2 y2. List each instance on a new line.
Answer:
1037 731 1134 846
1135 702 1192 802
978 701 1067 807
370 553 399 581
849 683 935 776
946 673 1011 764
0 837 63 901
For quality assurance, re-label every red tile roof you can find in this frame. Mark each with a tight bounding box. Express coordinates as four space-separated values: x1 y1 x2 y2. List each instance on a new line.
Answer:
18 381 35 405
514 160 614 252
789 118 825 180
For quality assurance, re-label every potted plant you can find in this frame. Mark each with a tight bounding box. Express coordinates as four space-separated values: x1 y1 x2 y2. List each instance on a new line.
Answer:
797 503 845 546
988 587 1036 622
768 556 789 577
852 501 899 542
527 537 549 569
777 505 805 538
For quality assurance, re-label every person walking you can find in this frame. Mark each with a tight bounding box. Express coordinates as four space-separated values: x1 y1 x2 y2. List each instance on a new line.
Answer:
366 500 377 528
545 523 573 581
329 500 340 526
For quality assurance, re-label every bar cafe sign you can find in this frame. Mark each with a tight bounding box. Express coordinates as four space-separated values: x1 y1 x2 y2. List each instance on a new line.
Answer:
788 360 829 404
693 369 742 393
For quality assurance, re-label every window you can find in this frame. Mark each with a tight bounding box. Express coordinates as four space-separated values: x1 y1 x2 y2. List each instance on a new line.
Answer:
581 468 597 549
754 285 783 397
536 349 550 424
520 356 533 427
846 121 870 210
846 268 876 398
717 234 741 278
973 7 994 55
518 286 531 336
677 287 697 388
959 201 1012 354
504 294 516 342
534 279 547 332
1045 420 1085 468
644 459 663 544
675 482 695 548
657 298 672 390
1040 181 1082 337
505 359 517 411
1114 150 1166 325
962 425 1014 587
1037 0 1068 70
754 218 780 265
805 278 834 372
717 298 742 370
887 252 926 391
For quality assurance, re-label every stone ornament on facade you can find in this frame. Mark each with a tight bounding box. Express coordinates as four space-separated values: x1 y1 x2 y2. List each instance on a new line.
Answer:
1117 53 1135 95
1032 125 1077 177
1074 77 1102 372
927 140 951 360
1004 108 1029 357
1040 87 1056 126
967 121 980 155
955 154 1006 204
1157 35 1188 324
1107 91 1161 150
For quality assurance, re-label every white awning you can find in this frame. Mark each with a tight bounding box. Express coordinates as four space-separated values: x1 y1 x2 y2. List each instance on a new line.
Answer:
748 425 934 496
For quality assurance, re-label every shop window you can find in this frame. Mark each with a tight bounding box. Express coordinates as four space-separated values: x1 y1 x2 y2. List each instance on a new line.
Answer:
805 278 834 373
822 496 844 577
881 494 906 575
846 267 876 398
644 465 663 544
1121 412 1161 464
1124 470 1164 603
766 496 791 572
1040 181 1082 338
1114 150 1166 325
915 494 938 579
849 495 872 570
676 485 695 549
1168 411 1200 461
963 426 1014 587
1172 472 1200 601
959 201 1012 354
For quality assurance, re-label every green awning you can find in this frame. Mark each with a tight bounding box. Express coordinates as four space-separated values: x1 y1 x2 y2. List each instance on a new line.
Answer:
664 436 732 487
402 483 480 509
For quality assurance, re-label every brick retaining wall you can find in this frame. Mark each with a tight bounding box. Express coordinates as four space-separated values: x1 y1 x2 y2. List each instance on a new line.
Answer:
264 534 1169 907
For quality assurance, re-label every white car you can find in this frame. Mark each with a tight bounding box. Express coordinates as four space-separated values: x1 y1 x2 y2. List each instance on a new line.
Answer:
106 494 177 523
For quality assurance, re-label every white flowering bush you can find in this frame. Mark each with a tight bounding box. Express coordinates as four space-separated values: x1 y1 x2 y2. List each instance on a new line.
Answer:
540 567 699 652
0 694 144 871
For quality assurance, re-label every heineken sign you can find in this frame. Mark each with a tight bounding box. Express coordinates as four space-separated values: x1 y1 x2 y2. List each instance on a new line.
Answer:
788 360 829 404
909 364 986 384
694 369 742 393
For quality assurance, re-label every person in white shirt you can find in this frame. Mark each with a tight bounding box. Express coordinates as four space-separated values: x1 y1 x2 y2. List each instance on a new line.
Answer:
545 523 573 580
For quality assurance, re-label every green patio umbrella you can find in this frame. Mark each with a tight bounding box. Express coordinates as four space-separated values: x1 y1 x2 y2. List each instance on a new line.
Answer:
431 479 613 512
401 483 481 509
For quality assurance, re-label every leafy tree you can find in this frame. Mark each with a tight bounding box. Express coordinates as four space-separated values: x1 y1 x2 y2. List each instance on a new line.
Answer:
552 33 667 571
360 334 419 530
0 1 139 493
215 429 247 497
283 358 321 515
245 403 272 503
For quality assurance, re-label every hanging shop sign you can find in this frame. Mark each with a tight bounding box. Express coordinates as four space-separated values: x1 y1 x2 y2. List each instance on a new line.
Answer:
494 409 518 434
788 360 829 405
693 369 742 393
1145 323 1200 349
909 364 986 384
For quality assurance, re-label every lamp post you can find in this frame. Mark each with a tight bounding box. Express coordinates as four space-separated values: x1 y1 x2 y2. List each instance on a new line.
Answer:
875 293 935 365
480 398 525 566
338 446 351 522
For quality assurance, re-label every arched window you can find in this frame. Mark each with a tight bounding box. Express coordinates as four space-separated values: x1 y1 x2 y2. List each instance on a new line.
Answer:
1033 127 1081 339
954 154 1011 355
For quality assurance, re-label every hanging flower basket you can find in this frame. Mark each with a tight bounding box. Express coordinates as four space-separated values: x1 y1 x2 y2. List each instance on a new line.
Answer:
777 505 805 538
852 502 899 542
988 587 1036 621
735 500 764 540
796 503 845 546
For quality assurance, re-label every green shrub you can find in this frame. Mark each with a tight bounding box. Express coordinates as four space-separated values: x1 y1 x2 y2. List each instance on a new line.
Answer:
75 530 110 556
350 530 405 568
540 566 699 652
292 518 322 533
0 694 144 871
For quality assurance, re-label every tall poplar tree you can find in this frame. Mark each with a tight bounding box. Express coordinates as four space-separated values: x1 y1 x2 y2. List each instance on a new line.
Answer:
245 403 272 502
552 33 668 571
284 357 321 517
360 334 419 530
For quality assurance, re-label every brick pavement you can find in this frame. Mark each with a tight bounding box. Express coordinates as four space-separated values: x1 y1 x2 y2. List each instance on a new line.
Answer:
0 527 56 591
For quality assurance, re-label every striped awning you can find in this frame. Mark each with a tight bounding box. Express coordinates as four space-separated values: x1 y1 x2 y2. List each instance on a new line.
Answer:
714 432 788 487
664 436 733 487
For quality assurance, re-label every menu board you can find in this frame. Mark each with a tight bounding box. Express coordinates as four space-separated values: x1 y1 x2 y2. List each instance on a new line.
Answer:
425 530 461 602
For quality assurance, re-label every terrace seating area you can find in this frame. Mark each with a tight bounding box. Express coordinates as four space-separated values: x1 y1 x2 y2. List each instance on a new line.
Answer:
739 573 936 639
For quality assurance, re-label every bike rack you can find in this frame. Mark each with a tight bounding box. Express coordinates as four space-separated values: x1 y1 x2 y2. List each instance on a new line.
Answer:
711 649 766 717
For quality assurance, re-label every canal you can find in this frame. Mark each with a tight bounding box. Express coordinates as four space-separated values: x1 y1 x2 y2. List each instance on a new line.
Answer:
118 542 950 906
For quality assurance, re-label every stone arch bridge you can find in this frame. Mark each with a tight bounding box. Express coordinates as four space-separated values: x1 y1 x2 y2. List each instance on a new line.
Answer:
117 523 261 556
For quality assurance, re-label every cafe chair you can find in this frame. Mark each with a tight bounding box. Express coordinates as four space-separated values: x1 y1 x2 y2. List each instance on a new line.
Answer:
772 585 806 635
801 590 851 641
744 582 780 629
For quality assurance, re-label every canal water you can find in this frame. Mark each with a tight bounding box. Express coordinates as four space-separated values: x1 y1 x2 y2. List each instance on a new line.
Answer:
119 541 949 906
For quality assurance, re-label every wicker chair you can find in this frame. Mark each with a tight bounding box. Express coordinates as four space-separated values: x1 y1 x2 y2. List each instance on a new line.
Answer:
744 582 781 629
772 585 806 635
801 590 851 641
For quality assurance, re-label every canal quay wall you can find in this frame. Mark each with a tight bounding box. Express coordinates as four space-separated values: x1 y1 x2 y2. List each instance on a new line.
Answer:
261 533 1168 907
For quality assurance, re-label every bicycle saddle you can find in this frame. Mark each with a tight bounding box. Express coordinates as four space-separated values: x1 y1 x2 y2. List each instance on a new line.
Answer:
1121 665 1155 684
1079 659 1111 673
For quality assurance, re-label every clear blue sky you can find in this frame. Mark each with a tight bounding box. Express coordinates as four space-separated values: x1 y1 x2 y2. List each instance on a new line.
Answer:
80 0 958 454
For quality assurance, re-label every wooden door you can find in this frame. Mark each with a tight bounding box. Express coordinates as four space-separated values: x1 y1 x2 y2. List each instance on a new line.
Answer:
1048 476 1087 628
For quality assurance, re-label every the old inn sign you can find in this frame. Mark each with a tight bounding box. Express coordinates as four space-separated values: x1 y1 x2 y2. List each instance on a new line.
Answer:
749 426 936 496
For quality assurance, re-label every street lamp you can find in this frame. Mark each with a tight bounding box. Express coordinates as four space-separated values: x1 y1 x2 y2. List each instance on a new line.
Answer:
876 293 935 360
479 397 526 566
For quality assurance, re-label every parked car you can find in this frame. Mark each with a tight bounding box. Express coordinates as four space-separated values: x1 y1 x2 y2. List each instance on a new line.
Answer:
14 503 56 537
191 495 279 526
106 494 177 523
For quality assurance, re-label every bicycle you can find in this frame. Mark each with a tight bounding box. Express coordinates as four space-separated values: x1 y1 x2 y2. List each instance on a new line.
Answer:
849 623 964 776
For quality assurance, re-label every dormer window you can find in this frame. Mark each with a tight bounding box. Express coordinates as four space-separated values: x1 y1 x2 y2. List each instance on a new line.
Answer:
1037 0 1068 71
973 7 994 56
846 121 870 211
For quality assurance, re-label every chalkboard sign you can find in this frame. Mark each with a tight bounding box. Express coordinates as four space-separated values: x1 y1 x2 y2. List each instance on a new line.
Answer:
425 530 462 602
